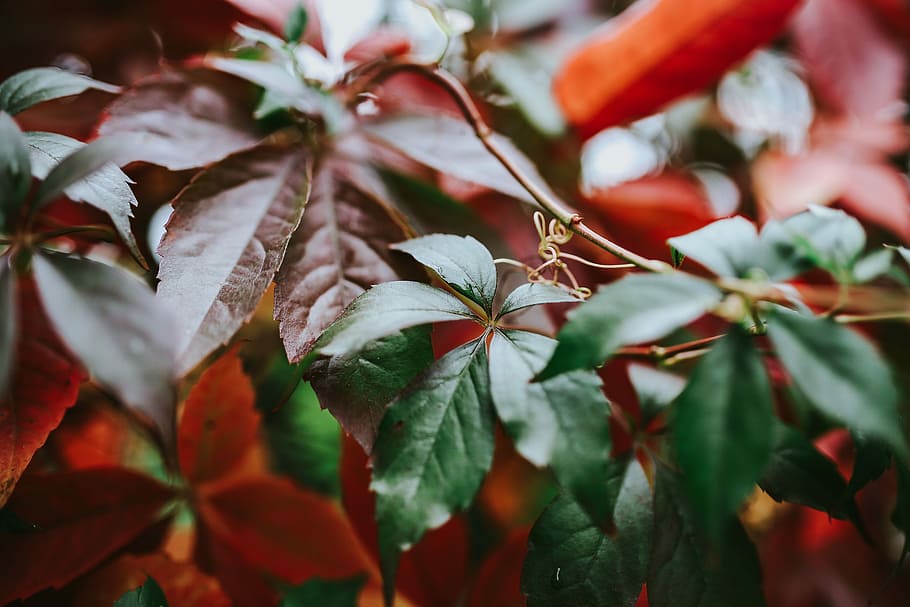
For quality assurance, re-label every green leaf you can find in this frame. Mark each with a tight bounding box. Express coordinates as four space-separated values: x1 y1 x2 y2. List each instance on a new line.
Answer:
364 114 559 206
759 421 857 520
667 216 759 278
497 283 580 319
113 576 168 607
490 329 613 524
157 144 312 376
848 434 891 495
0 112 31 228
893 245 910 267
392 234 497 315
540 273 723 379
256 356 341 496
767 306 908 461
673 325 774 536
0 67 119 116
892 462 910 563
316 281 477 357
33 134 144 211
521 460 652 607
284 4 309 42
306 326 434 453
280 575 366 607
26 132 143 265
851 248 894 284
769 206 866 279
647 464 766 607
0 259 16 396
628 364 685 427
372 340 494 602
32 252 177 445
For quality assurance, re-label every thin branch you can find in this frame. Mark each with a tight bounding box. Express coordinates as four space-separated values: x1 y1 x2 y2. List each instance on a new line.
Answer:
357 59 672 274
615 334 726 361
835 311 910 324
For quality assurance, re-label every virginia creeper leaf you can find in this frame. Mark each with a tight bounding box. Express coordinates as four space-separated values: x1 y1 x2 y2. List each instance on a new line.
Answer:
767 306 908 461
770 206 866 279
667 217 759 278
393 234 497 314
306 326 433 453
273 162 422 362
372 340 494 602
315 281 477 357
521 460 652 607
497 282 580 319
364 114 557 206
673 325 774 536
0 278 82 508
32 133 145 211
489 330 614 525
848 434 891 495
196 475 373 584
208 58 323 115
26 131 143 264
628 364 686 426
0 111 31 229
158 143 312 376
178 348 259 486
0 67 119 116
284 4 309 42
257 356 341 496
540 273 723 379
280 576 366 607
758 421 859 521
0 468 174 604
0 260 15 396
851 248 894 284
99 70 261 171
114 576 169 607
554 0 802 136
647 464 766 607
33 252 178 445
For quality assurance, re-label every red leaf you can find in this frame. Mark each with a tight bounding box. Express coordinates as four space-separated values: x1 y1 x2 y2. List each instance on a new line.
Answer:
196 475 376 585
0 278 83 508
178 348 260 485
793 0 907 119
753 150 910 241
0 468 174 603
581 172 718 261
554 0 802 137
467 528 529 607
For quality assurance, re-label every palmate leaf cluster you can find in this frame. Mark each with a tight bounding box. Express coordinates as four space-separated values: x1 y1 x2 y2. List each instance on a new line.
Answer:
2 9 910 606
311 211 910 605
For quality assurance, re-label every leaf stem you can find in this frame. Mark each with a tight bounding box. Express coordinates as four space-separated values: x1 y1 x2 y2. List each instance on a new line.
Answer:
356 59 671 274
615 334 726 361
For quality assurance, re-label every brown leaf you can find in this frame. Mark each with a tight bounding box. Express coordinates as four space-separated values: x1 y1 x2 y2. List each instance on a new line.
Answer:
0 278 83 508
0 468 174 603
158 143 312 376
196 475 376 585
273 161 421 362
554 0 802 136
793 0 907 119
99 69 262 171
178 348 260 485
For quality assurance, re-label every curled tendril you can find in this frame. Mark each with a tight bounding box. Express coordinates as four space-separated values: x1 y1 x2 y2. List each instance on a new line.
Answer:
495 212 634 299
